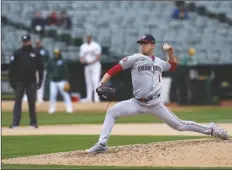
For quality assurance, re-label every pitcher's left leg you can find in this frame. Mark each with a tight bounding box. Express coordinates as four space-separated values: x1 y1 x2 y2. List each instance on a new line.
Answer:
148 103 229 139
86 98 144 153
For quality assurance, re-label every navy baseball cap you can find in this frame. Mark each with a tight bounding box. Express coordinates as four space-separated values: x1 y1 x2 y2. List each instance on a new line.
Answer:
137 34 155 44
21 34 31 42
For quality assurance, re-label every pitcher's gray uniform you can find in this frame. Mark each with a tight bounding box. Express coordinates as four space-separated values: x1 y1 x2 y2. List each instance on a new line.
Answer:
98 54 219 144
86 36 229 153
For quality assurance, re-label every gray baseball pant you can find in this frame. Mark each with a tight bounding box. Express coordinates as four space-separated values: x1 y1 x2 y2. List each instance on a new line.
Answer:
98 98 212 144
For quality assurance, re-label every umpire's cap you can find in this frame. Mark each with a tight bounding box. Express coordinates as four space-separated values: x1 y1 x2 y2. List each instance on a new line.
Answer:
137 34 155 44
21 34 31 42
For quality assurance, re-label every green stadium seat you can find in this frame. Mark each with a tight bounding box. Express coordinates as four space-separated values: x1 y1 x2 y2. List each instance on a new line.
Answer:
197 6 207 16
102 46 109 55
71 37 83 46
59 33 72 43
48 29 57 39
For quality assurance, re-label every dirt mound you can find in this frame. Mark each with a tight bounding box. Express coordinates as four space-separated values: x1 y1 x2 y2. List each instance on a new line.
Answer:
2 138 232 167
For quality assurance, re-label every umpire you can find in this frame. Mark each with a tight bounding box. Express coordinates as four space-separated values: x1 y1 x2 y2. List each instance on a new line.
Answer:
23 39 50 103
8 34 44 128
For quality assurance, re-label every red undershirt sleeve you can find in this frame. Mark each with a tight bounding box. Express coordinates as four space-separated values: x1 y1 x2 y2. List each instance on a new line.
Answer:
107 64 123 76
168 60 177 72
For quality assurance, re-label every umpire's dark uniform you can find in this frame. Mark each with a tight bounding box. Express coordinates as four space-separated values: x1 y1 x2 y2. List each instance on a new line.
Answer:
8 34 44 128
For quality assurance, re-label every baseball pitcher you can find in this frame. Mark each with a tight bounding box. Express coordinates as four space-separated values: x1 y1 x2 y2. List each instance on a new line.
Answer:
86 34 229 153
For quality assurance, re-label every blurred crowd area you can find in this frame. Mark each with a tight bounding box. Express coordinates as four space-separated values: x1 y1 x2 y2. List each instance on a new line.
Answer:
2 0 232 64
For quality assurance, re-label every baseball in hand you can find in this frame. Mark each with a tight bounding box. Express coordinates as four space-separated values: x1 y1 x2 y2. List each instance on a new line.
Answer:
163 43 171 51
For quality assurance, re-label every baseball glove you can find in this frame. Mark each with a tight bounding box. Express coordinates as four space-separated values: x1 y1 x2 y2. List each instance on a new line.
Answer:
96 86 116 99
63 82 70 92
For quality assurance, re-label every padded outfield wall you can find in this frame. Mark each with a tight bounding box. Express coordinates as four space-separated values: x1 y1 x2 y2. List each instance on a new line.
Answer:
2 63 232 105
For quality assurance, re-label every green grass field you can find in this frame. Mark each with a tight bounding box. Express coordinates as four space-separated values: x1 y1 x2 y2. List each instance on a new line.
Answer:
2 135 206 169
2 107 232 169
2 107 232 126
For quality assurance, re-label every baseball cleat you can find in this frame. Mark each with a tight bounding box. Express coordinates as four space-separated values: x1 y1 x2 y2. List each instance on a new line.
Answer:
85 143 108 153
209 122 229 140
66 108 73 113
48 108 55 114
29 124 38 129
9 122 19 129
9 125 19 129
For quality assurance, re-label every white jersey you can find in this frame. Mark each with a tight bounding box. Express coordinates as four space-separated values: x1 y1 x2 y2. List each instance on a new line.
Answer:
79 41 102 64
119 53 171 99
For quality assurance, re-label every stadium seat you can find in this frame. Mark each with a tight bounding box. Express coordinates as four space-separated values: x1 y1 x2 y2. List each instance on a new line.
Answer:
71 37 83 46
44 26 58 39
57 29 72 44
2 1 232 64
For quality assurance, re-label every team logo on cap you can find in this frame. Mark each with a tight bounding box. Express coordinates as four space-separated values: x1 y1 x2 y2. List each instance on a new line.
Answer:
141 35 146 39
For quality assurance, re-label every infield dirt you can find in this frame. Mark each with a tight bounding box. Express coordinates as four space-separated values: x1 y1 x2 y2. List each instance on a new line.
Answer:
2 138 232 167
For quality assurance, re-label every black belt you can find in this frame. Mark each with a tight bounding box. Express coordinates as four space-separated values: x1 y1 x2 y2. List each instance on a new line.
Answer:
134 94 160 103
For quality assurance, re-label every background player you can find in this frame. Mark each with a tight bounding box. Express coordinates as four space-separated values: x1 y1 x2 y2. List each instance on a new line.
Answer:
86 34 229 153
47 48 73 114
79 34 102 103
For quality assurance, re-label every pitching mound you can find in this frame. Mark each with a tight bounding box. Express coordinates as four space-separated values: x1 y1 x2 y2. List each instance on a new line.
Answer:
2 138 232 167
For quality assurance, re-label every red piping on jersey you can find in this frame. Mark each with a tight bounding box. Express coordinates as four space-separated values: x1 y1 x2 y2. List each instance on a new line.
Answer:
107 64 123 76
151 56 155 61
168 60 177 71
